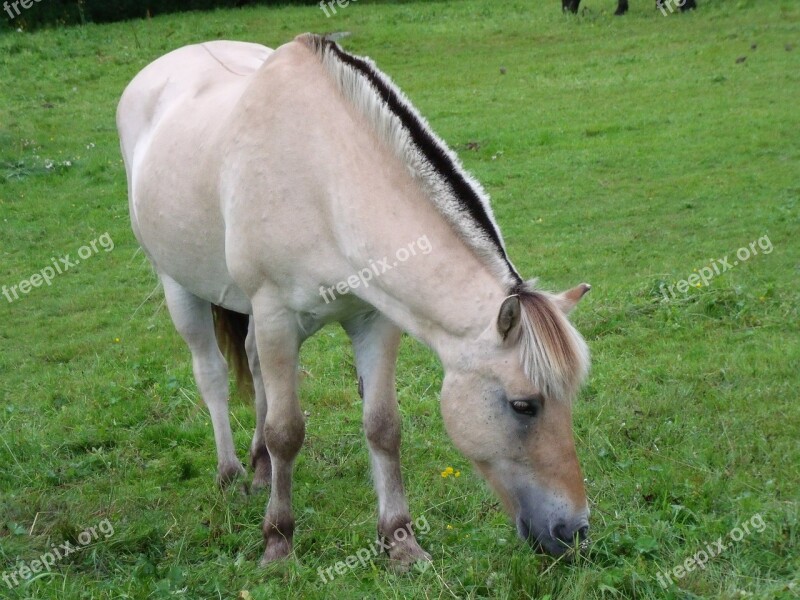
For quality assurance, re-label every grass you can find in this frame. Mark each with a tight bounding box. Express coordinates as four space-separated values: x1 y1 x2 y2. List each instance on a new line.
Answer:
1 0 798 598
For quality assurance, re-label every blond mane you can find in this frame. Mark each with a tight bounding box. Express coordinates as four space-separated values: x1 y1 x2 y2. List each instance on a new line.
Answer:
515 283 590 401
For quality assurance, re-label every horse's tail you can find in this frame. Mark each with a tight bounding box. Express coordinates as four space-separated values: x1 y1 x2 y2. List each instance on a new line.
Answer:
212 305 254 400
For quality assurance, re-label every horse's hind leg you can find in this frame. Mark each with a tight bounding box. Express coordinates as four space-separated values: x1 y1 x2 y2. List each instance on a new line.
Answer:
344 313 431 568
615 0 629 15
161 274 245 486
246 318 271 490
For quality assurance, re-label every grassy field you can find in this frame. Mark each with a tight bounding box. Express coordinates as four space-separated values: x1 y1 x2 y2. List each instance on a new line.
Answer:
1 0 798 598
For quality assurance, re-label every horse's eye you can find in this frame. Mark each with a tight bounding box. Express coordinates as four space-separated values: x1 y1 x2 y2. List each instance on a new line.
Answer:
510 399 539 417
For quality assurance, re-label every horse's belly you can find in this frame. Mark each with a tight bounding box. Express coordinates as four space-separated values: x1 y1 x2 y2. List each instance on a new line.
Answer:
133 183 251 313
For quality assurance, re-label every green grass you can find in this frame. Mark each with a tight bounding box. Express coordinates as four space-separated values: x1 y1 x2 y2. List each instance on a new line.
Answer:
1 0 798 598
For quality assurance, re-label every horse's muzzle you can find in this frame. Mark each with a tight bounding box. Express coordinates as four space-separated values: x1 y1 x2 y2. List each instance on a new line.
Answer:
516 513 590 556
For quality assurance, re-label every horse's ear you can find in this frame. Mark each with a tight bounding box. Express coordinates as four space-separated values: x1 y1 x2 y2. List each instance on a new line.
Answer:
555 283 591 314
497 295 521 340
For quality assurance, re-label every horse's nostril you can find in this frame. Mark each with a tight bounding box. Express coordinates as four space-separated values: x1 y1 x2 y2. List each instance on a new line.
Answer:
553 521 589 544
553 522 569 542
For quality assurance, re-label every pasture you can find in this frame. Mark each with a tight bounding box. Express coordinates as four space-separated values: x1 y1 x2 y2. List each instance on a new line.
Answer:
1 0 798 598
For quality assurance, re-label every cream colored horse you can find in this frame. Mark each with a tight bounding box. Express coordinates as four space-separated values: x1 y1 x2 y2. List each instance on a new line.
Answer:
117 34 592 565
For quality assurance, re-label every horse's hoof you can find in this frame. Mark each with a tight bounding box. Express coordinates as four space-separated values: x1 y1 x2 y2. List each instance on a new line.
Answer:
251 475 270 492
216 462 246 488
388 541 432 572
250 446 272 491
259 537 292 566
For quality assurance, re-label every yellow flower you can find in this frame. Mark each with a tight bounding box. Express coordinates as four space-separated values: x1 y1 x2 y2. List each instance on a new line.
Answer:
114 337 121 343
455 471 461 477
446 524 453 530
441 466 455 478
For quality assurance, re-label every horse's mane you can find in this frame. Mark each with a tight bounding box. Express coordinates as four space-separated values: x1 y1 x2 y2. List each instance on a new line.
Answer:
299 34 589 400
513 282 590 402
297 33 522 290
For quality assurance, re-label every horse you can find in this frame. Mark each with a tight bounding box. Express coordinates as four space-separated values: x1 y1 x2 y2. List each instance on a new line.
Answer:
117 33 593 566
562 0 697 15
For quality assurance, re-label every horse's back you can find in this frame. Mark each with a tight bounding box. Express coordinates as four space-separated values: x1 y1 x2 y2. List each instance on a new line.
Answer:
117 41 271 167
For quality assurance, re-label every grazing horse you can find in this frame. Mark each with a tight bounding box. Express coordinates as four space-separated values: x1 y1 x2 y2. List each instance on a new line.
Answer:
562 0 697 15
117 34 592 565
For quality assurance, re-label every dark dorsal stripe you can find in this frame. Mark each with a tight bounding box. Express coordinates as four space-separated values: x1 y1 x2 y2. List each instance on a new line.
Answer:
316 37 523 285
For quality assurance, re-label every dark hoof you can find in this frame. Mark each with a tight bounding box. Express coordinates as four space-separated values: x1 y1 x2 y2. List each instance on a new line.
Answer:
216 462 246 487
260 536 292 565
250 445 272 491
388 542 432 572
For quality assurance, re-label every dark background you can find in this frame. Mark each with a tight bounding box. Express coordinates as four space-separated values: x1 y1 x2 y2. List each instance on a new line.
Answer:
2 0 319 29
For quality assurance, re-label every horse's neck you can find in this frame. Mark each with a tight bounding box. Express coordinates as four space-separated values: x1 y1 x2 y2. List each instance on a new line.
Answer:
268 42 510 360
330 168 508 363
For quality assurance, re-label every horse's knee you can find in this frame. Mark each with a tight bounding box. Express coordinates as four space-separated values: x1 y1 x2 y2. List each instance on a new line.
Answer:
193 351 227 380
364 408 401 455
264 414 304 460
191 354 229 401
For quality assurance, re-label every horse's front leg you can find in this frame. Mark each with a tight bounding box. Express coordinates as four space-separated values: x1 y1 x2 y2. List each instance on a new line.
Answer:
344 313 431 568
251 299 305 565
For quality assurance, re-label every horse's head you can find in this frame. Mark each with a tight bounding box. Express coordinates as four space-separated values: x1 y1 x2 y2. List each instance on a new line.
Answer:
440 282 591 556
